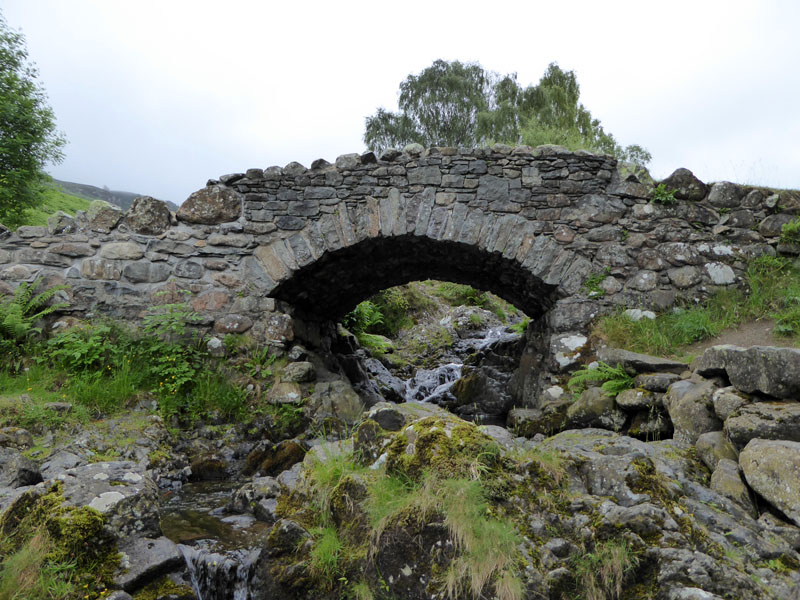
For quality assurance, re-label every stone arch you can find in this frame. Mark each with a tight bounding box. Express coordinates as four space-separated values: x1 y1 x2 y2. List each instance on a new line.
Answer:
253 192 586 320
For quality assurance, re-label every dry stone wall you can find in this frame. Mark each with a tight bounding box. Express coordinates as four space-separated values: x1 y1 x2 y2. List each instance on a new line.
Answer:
0 143 798 365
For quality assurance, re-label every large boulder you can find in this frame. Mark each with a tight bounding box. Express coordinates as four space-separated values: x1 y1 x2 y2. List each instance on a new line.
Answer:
87 200 123 233
55 460 160 538
693 345 800 400
123 196 171 235
660 168 708 201
724 402 800 450
0 447 42 488
177 185 242 224
307 380 365 427
710 459 756 517
663 379 722 445
565 387 626 431
739 439 800 527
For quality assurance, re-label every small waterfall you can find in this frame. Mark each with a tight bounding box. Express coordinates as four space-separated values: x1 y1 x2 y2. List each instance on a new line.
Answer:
403 325 521 404
404 362 463 403
178 544 261 600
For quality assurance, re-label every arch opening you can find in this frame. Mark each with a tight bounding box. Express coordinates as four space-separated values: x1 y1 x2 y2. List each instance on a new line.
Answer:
269 234 559 322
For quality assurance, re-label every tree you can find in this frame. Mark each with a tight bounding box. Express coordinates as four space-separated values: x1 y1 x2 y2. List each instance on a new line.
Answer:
0 11 65 228
364 60 650 166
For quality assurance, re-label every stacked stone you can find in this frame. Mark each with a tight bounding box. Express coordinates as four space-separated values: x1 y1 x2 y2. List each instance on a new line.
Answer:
1 144 799 356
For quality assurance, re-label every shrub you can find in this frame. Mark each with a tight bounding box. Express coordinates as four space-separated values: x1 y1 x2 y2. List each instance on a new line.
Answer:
651 183 677 205
780 217 800 245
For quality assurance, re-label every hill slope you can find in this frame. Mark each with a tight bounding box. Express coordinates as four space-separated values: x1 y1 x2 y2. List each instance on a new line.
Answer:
52 178 179 212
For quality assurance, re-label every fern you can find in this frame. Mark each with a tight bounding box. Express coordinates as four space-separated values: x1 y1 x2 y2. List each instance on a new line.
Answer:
567 361 634 398
0 279 69 343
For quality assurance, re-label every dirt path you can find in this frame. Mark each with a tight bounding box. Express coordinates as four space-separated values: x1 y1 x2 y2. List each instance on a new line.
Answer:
683 319 798 356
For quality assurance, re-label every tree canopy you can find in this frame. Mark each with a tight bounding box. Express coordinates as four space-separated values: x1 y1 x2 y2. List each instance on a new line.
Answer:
364 60 650 166
0 11 65 228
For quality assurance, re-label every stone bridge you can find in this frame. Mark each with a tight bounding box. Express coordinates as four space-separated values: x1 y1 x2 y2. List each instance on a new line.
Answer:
0 144 797 377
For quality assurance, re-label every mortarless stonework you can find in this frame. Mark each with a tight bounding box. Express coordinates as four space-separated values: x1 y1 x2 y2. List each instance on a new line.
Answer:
0 143 797 359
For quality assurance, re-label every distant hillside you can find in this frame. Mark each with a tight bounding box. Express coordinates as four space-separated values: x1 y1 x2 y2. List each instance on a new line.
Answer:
52 178 179 212
21 186 92 228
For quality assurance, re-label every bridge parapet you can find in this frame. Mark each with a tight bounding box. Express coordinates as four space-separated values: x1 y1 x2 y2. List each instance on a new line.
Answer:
0 145 796 350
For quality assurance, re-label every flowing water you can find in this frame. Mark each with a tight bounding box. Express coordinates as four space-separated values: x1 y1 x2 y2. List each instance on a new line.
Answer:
161 324 522 599
160 481 269 600
403 325 518 404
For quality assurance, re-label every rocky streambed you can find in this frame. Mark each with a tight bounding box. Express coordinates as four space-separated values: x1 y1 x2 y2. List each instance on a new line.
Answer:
3 331 800 599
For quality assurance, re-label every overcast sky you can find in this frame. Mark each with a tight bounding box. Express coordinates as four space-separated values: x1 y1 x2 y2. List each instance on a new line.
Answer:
4 0 799 205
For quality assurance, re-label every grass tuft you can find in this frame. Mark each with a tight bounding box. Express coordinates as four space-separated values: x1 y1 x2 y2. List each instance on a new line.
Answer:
593 255 800 356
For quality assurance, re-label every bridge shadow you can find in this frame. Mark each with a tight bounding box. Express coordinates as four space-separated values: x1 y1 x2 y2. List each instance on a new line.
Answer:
269 234 560 322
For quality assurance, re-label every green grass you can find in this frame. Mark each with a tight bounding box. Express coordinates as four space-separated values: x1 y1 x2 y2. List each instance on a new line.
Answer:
571 538 639 600
19 185 92 228
301 425 524 600
594 256 800 357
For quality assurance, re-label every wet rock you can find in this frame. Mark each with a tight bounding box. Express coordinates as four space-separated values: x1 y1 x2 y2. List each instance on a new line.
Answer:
189 452 230 481
55 461 160 538
692 345 800 400
267 518 311 556
0 448 42 488
363 358 405 403
307 380 365 426
597 347 687 375
740 439 800 527
244 440 306 477
725 402 800 450
450 364 514 420
228 476 281 514
281 361 315 383
710 459 756 517
695 431 738 471
664 379 722 445
507 402 570 437
115 536 183 592
565 387 626 432
123 196 171 235
178 185 243 224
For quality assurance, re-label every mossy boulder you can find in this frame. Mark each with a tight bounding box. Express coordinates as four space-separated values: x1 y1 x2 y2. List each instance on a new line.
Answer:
664 379 722 445
566 387 626 432
384 417 502 481
740 439 800 527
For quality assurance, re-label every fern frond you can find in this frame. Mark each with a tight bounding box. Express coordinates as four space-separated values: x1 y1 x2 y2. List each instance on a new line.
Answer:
567 361 633 398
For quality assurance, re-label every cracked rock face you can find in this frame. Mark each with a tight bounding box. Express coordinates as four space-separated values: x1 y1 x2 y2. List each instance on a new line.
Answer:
54 461 160 538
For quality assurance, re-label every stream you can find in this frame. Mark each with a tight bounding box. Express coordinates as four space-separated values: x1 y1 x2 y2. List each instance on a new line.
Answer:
161 323 522 599
161 482 269 600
